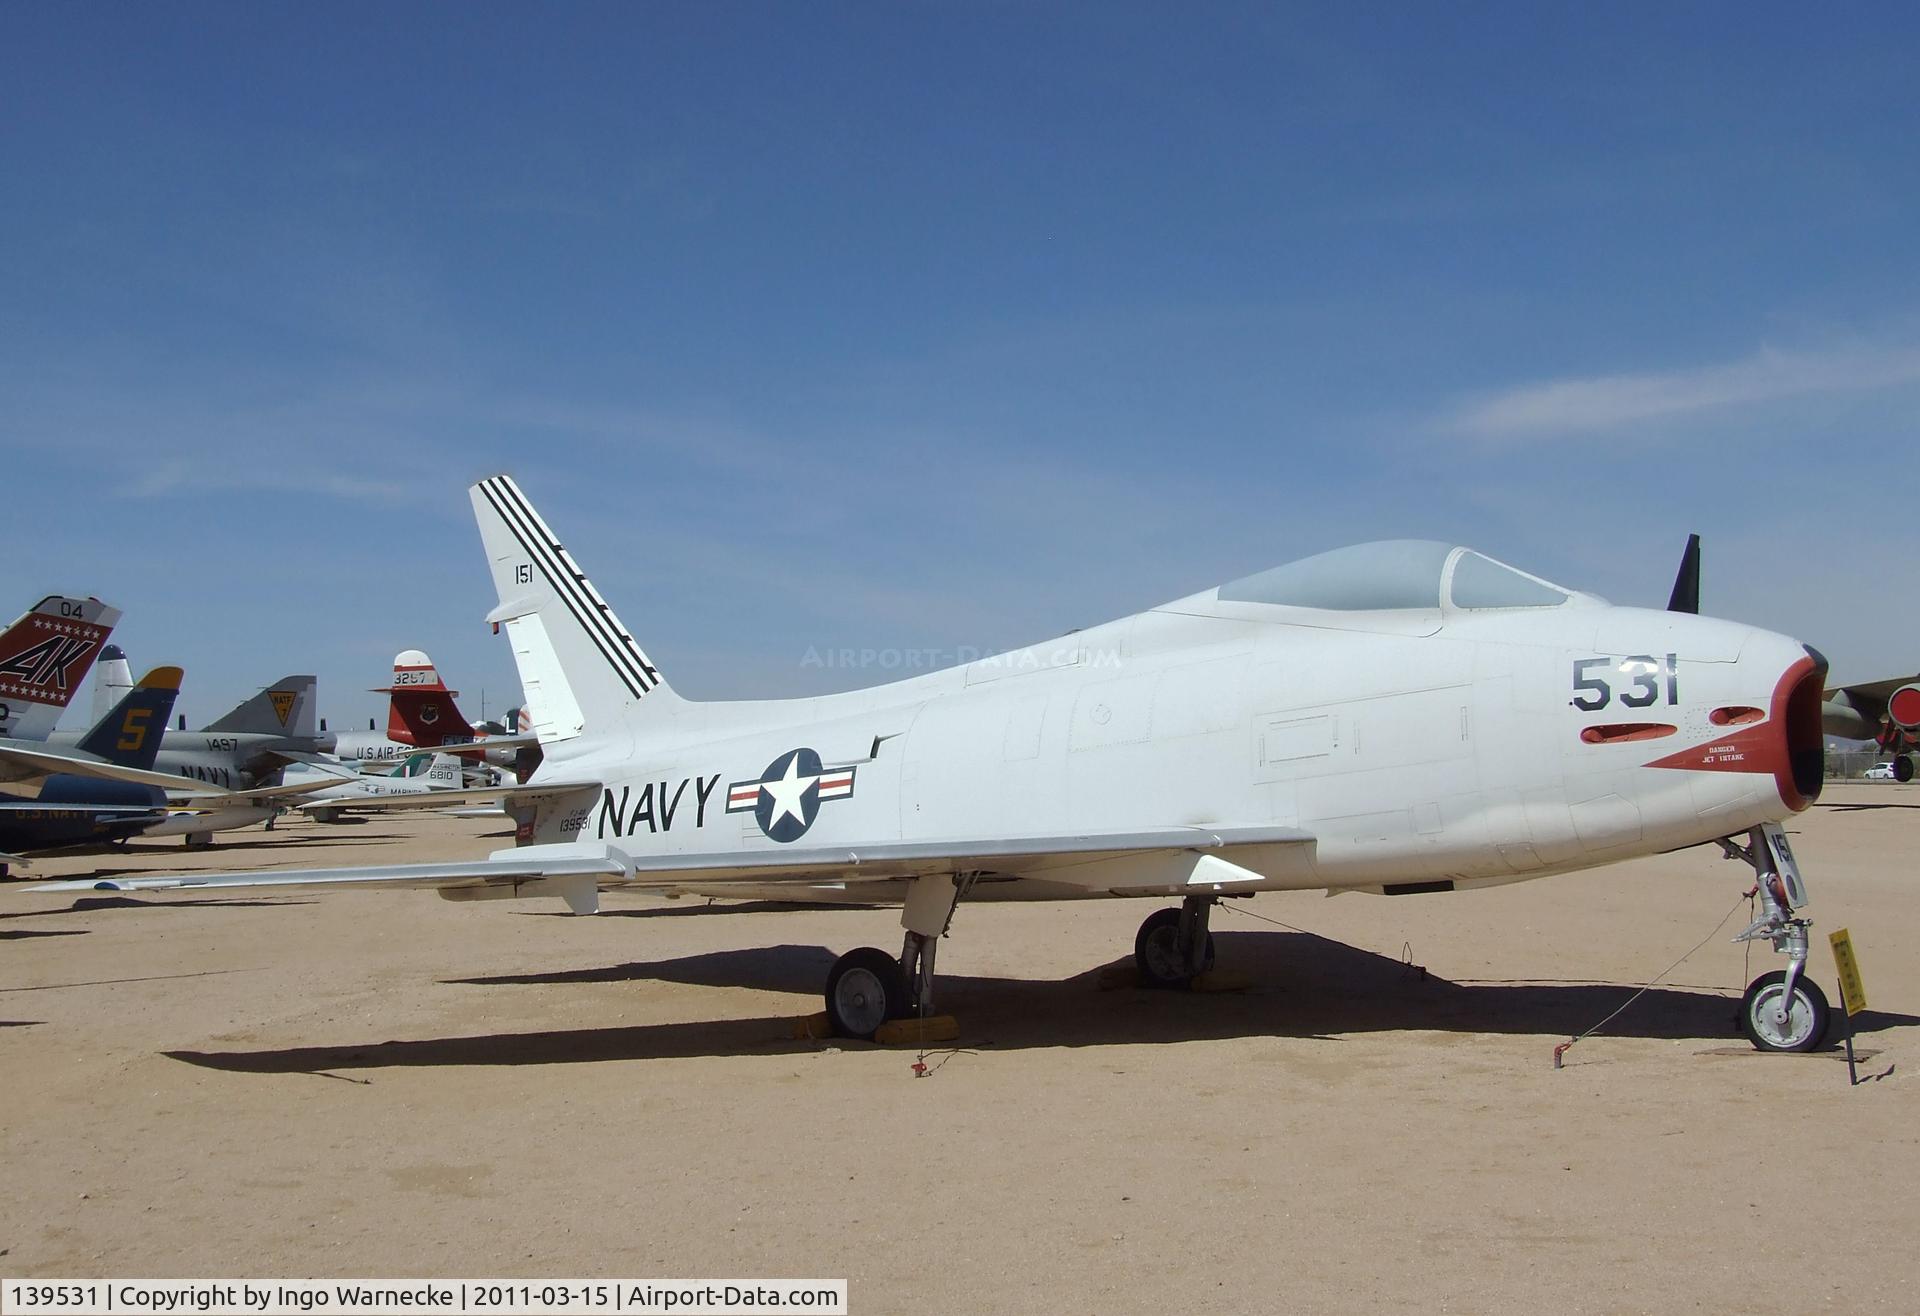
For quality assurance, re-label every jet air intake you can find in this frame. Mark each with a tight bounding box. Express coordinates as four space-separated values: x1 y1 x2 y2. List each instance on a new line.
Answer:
1782 648 1828 810
1888 683 1920 733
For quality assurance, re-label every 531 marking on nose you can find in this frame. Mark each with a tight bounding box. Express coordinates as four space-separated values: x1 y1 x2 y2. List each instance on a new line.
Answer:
1571 653 1678 711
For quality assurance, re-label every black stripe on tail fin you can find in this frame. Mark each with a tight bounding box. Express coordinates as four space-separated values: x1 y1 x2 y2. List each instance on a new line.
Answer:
470 475 678 746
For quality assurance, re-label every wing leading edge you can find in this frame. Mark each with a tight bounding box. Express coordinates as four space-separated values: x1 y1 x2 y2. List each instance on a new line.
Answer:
27 825 1319 913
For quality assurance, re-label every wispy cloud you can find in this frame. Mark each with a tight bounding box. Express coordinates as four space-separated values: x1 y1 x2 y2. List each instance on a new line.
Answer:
114 460 410 503
1441 340 1920 441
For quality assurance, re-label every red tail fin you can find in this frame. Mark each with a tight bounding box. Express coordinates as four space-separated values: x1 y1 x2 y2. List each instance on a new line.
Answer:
374 650 476 747
0 595 121 741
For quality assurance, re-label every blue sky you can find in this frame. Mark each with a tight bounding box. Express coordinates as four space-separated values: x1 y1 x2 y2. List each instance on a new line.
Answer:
4 4 1917 731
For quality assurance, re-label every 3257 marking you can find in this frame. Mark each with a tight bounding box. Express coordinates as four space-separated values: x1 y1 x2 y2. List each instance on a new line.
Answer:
1571 653 1678 711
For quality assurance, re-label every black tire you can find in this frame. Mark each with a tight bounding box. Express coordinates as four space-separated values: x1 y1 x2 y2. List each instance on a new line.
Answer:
1134 907 1217 989
1740 969 1831 1052
1897 754 1916 784
825 946 905 1040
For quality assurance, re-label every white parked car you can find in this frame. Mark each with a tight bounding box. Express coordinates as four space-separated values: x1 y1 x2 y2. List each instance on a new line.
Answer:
1864 762 1896 780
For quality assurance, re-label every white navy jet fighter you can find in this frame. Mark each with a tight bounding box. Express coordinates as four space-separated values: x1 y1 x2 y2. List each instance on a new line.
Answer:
33 477 1833 1051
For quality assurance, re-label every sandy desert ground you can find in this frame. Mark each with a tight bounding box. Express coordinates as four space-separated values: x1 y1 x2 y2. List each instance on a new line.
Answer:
2 786 1915 1313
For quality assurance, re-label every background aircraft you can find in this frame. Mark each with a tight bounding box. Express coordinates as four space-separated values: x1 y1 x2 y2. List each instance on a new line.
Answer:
1821 675 1920 779
0 594 118 742
0 666 181 870
86 643 133 724
40 476 1834 1057
287 751 466 822
327 650 532 777
54 670 327 786
7 672 338 845
1667 536 1916 780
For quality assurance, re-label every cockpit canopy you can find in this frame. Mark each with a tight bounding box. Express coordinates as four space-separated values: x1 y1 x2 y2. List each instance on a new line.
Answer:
1219 540 1574 612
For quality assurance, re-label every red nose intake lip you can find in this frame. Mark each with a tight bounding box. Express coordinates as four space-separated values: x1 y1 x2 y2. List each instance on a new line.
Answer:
1782 646 1828 809
1642 647 1827 811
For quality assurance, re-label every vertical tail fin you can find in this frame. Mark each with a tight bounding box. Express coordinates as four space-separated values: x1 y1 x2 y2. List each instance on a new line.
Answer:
89 644 135 725
0 595 121 741
375 650 477 746
469 475 679 749
1666 533 1701 614
204 675 318 737
76 667 182 769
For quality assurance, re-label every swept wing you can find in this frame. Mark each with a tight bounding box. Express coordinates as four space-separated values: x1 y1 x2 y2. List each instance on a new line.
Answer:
28 824 1316 914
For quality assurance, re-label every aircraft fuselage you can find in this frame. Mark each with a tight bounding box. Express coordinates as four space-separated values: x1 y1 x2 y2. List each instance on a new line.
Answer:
530 592 1822 900
0 773 166 852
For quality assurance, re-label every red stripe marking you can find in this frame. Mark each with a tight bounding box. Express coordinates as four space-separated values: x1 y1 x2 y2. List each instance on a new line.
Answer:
1644 655 1822 811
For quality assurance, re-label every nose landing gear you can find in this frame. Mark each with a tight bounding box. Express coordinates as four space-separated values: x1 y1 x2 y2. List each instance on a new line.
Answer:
1724 823 1830 1052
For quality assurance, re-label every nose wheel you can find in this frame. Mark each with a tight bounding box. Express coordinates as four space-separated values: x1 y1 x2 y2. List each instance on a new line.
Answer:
1740 969 1831 1052
1724 823 1830 1053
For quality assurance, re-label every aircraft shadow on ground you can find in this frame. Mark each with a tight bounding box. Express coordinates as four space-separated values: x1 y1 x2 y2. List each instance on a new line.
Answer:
518 900 877 920
0 896 314 921
1817 801 1920 812
164 931 1920 1074
122 833 414 854
0 928 89 941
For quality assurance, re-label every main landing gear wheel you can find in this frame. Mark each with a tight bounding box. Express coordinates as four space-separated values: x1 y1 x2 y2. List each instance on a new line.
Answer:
1134 904 1217 989
1740 969 1831 1053
825 946 905 1040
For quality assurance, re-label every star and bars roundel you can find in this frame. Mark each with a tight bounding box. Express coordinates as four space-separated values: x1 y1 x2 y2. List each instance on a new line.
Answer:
726 748 856 843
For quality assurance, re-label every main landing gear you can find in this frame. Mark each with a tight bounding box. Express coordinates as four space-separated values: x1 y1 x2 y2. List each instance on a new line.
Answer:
1725 822 1830 1053
821 885 1230 1036
1134 896 1218 989
824 874 963 1040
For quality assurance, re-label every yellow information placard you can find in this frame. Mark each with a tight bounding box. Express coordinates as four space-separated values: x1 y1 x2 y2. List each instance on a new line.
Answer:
1829 929 1867 1016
